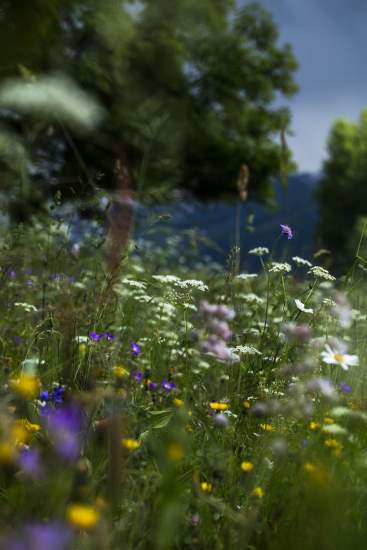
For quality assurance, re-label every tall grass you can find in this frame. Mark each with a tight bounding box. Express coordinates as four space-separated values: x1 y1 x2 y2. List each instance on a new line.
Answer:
0 217 367 550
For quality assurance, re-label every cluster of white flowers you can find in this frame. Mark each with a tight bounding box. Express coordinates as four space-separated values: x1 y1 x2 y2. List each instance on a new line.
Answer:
292 256 312 267
152 275 181 284
294 299 314 314
231 345 262 355
239 293 264 305
14 302 38 313
269 262 292 274
308 266 336 281
248 246 269 256
121 279 147 290
175 279 208 292
236 273 258 280
114 280 151 304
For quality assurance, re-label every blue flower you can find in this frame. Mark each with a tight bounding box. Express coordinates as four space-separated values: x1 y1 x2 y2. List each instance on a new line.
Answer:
130 341 141 356
280 224 293 240
162 379 176 392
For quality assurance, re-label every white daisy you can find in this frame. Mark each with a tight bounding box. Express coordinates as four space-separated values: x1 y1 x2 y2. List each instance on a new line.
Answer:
321 345 358 371
295 299 314 314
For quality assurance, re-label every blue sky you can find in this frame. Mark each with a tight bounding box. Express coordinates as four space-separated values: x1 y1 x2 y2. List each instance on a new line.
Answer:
255 0 367 172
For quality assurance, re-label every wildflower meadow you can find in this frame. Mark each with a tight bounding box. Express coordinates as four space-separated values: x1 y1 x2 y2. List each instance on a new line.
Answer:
1 217 367 550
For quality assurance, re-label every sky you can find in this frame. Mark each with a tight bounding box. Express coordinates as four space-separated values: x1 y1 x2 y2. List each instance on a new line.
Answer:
255 0 367 172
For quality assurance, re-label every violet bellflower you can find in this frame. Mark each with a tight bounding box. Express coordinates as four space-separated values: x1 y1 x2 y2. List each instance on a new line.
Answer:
130 341 141 356
3 521 72 550
45 403 85 461
280 224 293 240
162 379 176 392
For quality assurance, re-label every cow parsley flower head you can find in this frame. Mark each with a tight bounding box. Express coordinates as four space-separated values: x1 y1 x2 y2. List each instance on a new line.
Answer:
295 299 314 314
269 262 292 274
292 256 312 267
248 247 269 256
175 279 208 292
308 266 336 281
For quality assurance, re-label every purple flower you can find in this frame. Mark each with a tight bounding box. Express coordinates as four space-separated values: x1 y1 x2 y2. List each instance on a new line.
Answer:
17 447 43 479
339 382 352 393
39 390 49 402
51 385 65 404
39 385 65 405
102 331 115 340
148 381 159 391
45 404 85 461
3 521 72 550
280 224 293 240
89 331 102 341
132 370 144 383
162 379 176 392
14 336 21 346
130 341 141 356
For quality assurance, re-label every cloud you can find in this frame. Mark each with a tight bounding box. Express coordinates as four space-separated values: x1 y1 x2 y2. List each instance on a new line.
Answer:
244 0 367 171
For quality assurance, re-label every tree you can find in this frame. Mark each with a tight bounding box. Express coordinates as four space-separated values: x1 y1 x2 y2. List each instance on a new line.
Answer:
0 0 298 216
317 111 367 269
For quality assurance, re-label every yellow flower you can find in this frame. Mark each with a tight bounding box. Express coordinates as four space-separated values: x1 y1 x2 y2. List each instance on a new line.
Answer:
0 441 15 464
12 419 41 445
10 374 40 399
174 398 184 407
66 504 100 530
309 421 321 431
209 402 229 411
324 438 343 455
323 417 334 425
167 443 184 462
200 481 213 493
252 486 265 498
79 343 87 355
241 461 254 473
112 365 129 378
259 423 274 432
243 400 251 409
304 462 329 485
121 438 140 450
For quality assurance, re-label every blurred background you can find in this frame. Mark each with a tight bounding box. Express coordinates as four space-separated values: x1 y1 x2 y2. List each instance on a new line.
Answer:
0 0 366 271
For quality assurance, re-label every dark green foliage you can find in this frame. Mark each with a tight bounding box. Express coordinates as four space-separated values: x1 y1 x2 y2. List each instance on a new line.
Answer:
0 0 298 213
317 111 367 269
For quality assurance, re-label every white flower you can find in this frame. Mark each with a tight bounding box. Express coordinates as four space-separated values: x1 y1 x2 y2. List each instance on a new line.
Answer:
248 247 269 256
308 266 336 281
75 336 89 343
292 256 312 267
152 275 181 284
269 262 291 273
295 299 314 314
175 279 208 292
121 279 147 290
14 302 38 312
322 423 347 435
231 345 262 355
240 293 264 305
236 273 258 280
321 345 358 371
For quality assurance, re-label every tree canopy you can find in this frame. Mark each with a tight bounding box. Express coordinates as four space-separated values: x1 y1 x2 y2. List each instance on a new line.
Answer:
317 110 367 268
0 0 298 217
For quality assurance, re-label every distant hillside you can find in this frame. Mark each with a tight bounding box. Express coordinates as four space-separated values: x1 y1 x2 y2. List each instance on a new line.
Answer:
137 173 320 270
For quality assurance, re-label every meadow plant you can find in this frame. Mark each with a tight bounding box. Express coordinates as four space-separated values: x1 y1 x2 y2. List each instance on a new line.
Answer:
0 219 367 549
